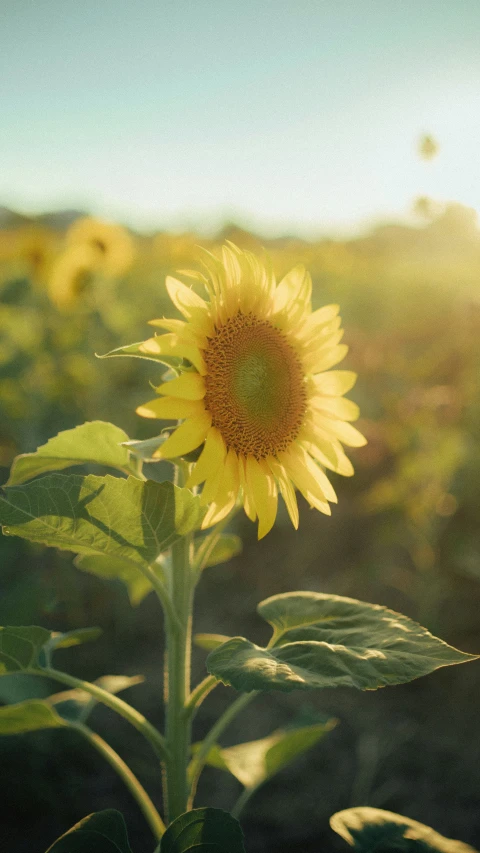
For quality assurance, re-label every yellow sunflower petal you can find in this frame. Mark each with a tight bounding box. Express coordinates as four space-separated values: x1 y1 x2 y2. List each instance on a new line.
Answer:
310 370 357 396
310 396 360 422
279 446 332 514
156 372 206 400
246 456 278 539
315 418 367 447
136 397 204 420
310 344 349 374
273 265 307 314
300 437 355 477
186 427 227 488
166 275 214 336
200 459 226 506
201 448 240 528
154 411 212 459
267 457 299 529
148 318 208 348
238 456 256 521
140 334 206 375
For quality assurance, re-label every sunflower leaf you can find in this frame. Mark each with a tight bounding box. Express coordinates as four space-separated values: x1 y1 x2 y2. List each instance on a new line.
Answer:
7 421 134 486
206 592 477 693
74 554 154 606
330 806 478 852
0 626 52 675
46 809 133 853
194 633 232 651
0 699 67 735
0 474 205 567
161 807 245 853
194 720 336 790
195 534 242 569
0 625 100 677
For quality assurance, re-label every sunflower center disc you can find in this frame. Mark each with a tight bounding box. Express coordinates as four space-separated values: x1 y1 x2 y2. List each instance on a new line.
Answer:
204 312 307 458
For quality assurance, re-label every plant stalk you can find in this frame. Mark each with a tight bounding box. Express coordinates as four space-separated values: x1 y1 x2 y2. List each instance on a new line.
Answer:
32 667 169 760
163 467 194 823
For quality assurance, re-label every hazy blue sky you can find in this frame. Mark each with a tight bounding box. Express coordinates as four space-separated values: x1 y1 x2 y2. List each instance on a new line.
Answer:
2 1 480 235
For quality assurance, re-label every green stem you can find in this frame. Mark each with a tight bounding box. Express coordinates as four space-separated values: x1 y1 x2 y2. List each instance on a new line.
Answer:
183 675 219 720
138 561 181 630
163 466 194 823
187 691 257 807
192 505 240 576
231 785 257 820
72 722 166 839
32 667 169 761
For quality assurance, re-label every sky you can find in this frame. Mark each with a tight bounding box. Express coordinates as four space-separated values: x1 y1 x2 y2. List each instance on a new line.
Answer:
2 1 480 236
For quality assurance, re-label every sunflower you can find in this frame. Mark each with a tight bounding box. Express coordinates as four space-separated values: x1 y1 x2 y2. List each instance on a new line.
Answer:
47 244 97 309
137 243 366 538
67 217 134 278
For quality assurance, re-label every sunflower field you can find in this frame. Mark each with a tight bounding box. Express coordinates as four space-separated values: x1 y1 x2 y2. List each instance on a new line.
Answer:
1 205 480 852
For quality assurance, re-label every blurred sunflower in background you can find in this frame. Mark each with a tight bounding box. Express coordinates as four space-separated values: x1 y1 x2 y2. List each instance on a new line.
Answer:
137 243 366 537
47 243 98 309
47 217 135 310
67 216 134 278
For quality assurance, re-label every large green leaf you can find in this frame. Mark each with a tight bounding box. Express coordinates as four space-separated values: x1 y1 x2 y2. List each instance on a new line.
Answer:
74 554 154 606
7 422 133 486
330 807 478 853
196 720 335 790
0 626 51 675
0 474 205 566
0 700 66 734
206 592 478 693
161 808 245 853
46 809 133 853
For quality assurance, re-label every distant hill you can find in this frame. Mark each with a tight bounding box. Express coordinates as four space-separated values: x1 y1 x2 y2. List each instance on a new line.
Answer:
0 206 86 231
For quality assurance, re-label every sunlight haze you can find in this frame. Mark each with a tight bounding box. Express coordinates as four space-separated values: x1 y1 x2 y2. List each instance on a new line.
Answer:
2 0 480 235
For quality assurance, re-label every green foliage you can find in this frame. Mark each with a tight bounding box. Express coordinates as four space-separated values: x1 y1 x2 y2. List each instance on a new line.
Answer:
0 625 52 674
122 435 172 462
194 633 232 651
0 673 144 734
49 674 144 724
195 534 242 569
161 808 245 853
6 421 134 486
74 554 154 606
206 592 477 692
0 474 204 567
196 720 335 790
0 624 100 676
44 627 102 653
45 809 133 853
330 807 478 853
0 699 66 734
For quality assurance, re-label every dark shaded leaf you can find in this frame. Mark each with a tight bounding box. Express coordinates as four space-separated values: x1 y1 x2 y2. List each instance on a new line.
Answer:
330 807 478 853
161 808 245 853
46 809 133 852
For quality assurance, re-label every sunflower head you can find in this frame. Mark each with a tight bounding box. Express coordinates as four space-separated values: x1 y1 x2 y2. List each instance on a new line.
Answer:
67 217 135 278
137 243 366 538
